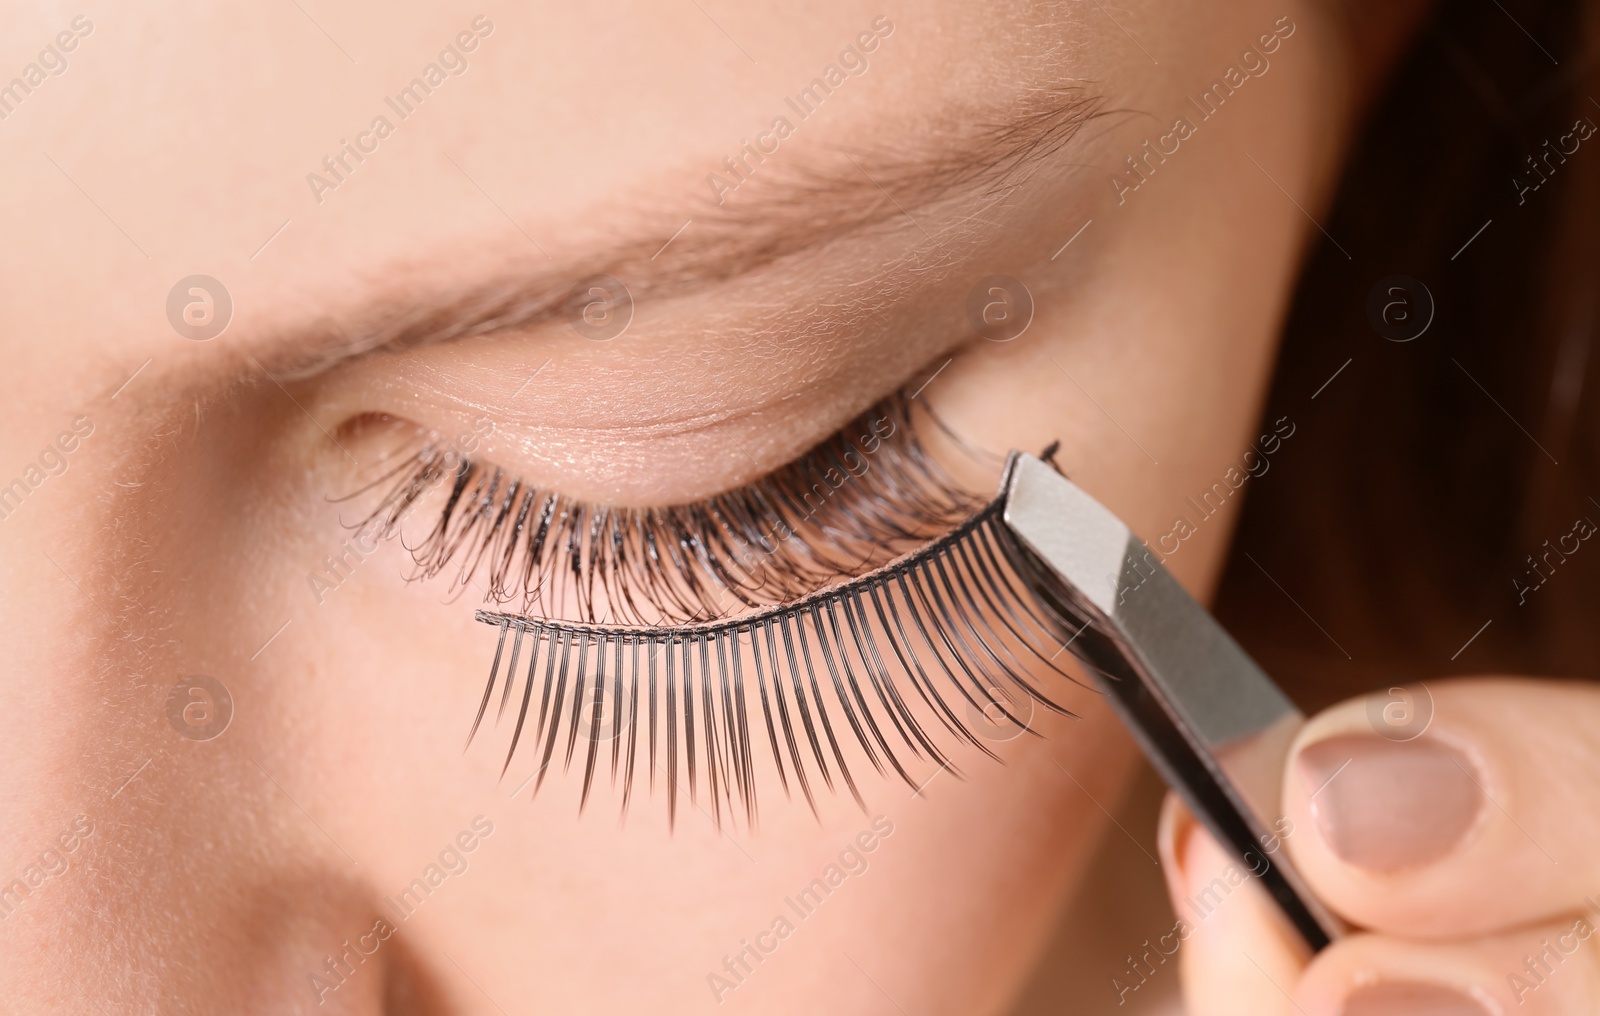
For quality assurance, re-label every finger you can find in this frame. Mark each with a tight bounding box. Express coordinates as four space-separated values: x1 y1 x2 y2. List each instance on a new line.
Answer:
1156 792 1311 1016
1295 916 1600 1015
1283 677 1600 937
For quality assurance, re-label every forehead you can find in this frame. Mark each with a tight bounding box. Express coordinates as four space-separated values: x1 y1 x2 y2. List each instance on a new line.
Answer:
0 3 1121 395
2 3 1084 253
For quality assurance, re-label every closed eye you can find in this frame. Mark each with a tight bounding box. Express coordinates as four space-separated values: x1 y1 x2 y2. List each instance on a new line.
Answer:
354 394 980 626
346 393 1088 827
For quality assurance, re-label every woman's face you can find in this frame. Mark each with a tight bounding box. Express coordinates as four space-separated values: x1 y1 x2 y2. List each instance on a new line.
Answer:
0 1 1353 1011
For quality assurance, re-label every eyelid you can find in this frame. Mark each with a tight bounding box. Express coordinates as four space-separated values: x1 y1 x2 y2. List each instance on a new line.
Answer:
306 242 995 506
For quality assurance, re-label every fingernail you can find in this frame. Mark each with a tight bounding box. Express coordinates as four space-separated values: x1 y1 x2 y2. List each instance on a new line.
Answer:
1297 734 1482 871
1340 982 1490 1015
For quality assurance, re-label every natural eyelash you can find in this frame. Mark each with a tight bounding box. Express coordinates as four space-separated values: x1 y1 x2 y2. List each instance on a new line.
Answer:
353 395 980 626
471 492 1091 830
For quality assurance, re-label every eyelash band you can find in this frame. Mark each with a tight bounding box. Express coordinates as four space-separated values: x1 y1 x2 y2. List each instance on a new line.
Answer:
354 395 981 626
471 490 1092 830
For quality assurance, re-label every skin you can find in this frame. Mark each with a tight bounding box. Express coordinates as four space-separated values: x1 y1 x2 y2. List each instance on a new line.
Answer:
9 1 1583 1015
1160 680 1600 1015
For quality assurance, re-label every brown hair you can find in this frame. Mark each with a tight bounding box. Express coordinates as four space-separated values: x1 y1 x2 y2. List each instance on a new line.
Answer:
1215 0 1600 705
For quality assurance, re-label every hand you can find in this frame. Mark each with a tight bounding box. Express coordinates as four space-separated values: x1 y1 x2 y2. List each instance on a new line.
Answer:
1157 678 1600 1014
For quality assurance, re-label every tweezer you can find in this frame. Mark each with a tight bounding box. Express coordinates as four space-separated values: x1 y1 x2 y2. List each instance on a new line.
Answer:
999 452 1343 951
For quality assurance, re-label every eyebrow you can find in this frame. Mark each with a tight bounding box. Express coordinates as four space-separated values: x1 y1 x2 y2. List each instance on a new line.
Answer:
273 87 1104 380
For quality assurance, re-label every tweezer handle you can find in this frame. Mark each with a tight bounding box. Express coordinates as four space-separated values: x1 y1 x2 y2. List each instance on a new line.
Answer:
1000 453 1343 951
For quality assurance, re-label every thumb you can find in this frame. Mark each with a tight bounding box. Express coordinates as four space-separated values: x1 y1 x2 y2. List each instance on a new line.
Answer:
1157 791 1313 1015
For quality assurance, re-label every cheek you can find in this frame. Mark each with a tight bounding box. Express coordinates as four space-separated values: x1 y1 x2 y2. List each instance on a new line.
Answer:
830 712 1142 1010
9 459 393 1006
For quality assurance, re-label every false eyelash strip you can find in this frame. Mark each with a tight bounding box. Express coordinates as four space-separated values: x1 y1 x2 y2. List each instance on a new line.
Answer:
472 497 1091 828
